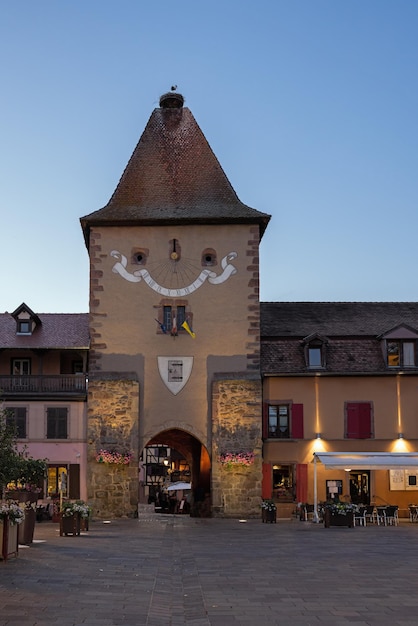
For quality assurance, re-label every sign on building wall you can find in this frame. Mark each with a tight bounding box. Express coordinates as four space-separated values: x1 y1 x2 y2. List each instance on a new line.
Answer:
389 469 418 491
326 479 343 500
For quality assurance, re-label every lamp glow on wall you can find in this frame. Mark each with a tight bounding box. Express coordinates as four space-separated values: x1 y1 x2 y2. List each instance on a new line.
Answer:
393 374 408 451
313 432 325 452
393 431 408 452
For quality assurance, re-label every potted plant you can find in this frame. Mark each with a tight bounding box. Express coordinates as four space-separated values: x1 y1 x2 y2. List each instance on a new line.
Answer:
323 501 358 528
261 499 277 523
5 456 48 545
60 500 91 536
0 501 25 560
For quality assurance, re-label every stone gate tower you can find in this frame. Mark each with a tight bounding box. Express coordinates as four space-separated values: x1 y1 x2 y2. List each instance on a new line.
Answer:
80 91 270 518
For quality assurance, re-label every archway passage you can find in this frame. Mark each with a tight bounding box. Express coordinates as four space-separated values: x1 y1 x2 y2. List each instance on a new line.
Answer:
140 429 211 516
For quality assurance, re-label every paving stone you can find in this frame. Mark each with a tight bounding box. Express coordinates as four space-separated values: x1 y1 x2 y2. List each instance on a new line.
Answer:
1 518 418 624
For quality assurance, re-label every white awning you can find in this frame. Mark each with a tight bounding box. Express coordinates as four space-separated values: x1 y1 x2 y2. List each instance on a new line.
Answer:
313 451 418 470
311 452 418 521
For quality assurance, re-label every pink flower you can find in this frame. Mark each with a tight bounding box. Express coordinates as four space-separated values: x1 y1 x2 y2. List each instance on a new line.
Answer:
95 449 133 465
218 451 255 466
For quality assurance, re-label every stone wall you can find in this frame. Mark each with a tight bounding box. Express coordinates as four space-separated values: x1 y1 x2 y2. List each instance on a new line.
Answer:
87 375 139 518
211 377 262 518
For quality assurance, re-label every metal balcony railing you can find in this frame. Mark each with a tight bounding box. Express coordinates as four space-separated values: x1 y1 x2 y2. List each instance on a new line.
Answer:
0 375 87 395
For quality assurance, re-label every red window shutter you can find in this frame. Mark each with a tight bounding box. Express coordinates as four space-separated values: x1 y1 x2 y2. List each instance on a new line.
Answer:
346 403 359 438
358 403 372 439
346 402 371 439
296 464 308 503
68 464 80 499
262 402 269 439
291 404 304 438
262 463 272 499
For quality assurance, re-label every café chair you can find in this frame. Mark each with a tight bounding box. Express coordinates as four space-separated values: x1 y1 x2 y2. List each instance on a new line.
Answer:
364 505 375 525
354 506 367 526
375 506 387 526
384 506 399 526
409 505 418 523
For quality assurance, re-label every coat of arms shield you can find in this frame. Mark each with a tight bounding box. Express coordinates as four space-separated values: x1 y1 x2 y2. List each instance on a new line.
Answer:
157 356 194 395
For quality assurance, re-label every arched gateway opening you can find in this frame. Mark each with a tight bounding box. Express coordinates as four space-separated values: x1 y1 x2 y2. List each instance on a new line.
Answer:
140 429 211 517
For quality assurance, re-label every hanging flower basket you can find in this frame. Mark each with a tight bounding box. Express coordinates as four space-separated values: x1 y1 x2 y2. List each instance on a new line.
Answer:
218 451 255 468
95 449 133 465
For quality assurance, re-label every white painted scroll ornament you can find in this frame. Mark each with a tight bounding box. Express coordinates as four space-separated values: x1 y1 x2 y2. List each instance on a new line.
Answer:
110 250 237 297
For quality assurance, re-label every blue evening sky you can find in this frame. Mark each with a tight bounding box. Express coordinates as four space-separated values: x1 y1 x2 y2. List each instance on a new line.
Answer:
1 1 417 312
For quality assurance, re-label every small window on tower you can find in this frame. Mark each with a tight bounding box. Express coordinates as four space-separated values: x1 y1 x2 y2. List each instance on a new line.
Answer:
131 248 148 266
201 248 217 267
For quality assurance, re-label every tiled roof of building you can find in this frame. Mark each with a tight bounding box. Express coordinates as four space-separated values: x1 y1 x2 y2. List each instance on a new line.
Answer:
80 93 270 247
261 302 418 337
261 302 418 374
0 313 89 349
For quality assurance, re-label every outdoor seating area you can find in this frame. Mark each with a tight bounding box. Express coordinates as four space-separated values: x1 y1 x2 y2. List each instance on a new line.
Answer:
299 502 404 527
354 505 399 526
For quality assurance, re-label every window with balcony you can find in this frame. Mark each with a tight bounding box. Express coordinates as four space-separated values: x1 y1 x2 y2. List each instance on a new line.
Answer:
6 407 27 438
46 407 68 439
12 358 31 376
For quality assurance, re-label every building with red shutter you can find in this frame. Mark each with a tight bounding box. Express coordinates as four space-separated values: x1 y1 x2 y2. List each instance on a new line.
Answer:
261 302 418 518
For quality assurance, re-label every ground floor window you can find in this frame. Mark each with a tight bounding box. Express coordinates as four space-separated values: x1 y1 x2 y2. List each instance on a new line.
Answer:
47 464 80 499
272 464 295 502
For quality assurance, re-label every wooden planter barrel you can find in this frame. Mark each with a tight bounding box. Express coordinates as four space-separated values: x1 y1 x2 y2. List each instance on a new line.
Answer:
262 509 277 523
6 491 38 545
60 513 81 536
324 510 354 528
0 517 19 561
18 508 36 545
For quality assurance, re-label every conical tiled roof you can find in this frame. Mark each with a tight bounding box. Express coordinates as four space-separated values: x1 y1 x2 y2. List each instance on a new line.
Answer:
81 92 270 247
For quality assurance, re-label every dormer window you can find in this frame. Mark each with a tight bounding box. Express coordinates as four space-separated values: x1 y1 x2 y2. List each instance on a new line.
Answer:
387 340 416 368
11 302 40 336
301 333 327 369
17 320 31 335
379 325 418 369
308 347 322 368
